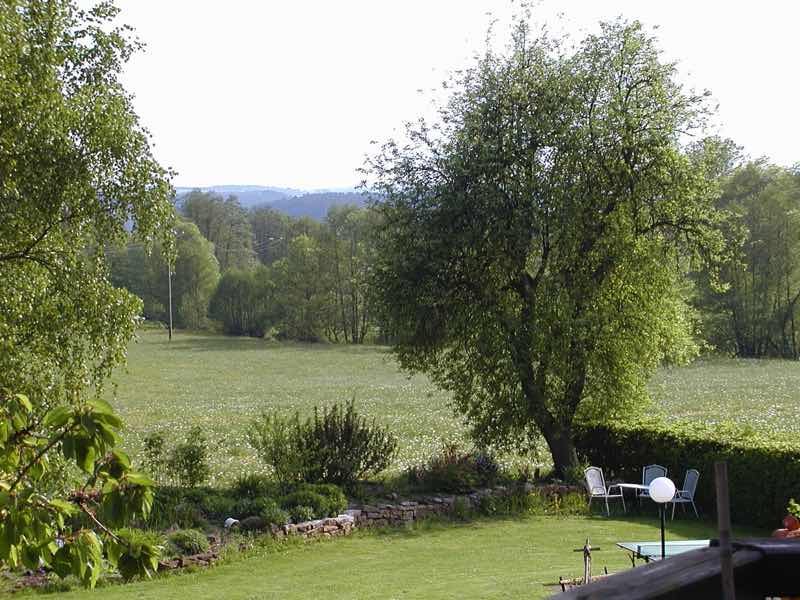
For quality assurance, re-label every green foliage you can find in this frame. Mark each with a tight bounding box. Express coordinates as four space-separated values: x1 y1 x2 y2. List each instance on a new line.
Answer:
209 266 275 336
0 0 173 586
109 220 220 330
110 529 163 580
788 499 800 519
182 191 255 272
272 235 328 341
233 497 278 520
693 158 800 358
409 444 499 493
0 394 156 587
142 432 167 481
239 515 268 532
288 505 315 524
166 427 210 488
248 400 398 486
575 418 800 527
166 529 210 556
231 474 278 499
259 502 289 527
280 490 328 519
451 497 470 521
365 16 722 476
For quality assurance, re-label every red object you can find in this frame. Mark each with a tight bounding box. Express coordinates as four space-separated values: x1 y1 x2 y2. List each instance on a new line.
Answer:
783 514 800 531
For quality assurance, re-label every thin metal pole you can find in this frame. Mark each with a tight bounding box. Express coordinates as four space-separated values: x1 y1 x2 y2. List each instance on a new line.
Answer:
715 461 735 599
167 263 173 342
660 505 666 560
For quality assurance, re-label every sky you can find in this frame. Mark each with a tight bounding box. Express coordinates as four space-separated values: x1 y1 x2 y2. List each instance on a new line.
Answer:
109 0 799 190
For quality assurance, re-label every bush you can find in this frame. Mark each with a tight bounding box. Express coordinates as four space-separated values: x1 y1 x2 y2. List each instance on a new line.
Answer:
167 426 210 488
113 528 164 580
142 432 167 482
197 492 236 519
300 483 348 516
409 443 500 493
260 501 289 527
574 418 800 528
233 496 278 520
289 505 315 523
231 474 278 499
280 490 328 519
248 400 398 486
167 529 210 556
240 516 268 532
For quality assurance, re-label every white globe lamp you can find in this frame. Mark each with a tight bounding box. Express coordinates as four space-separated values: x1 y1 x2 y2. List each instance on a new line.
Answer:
649 476 676 559
649 477 676 503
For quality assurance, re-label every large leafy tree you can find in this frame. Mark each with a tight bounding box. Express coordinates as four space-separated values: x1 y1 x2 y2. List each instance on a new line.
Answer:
181 190 255 271
110 220 220 329
697 160 800 357
366 18 721 475
0 0 173 585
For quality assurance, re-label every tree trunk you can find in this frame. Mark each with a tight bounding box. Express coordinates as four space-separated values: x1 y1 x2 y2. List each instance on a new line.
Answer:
542 424 580 479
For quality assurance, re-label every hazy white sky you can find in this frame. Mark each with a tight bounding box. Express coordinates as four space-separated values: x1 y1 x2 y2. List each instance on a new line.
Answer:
111 0 799 190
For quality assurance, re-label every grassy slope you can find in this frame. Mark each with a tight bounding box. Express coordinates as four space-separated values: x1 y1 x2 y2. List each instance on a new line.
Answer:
52 516 763 600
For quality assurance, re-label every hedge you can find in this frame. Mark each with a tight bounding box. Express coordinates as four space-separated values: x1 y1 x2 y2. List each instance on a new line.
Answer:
574 419 800 529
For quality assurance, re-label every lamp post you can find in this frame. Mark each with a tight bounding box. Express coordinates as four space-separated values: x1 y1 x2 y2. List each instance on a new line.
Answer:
649 476 676 560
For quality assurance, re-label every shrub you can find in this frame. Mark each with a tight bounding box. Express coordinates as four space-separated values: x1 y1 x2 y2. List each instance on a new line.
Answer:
260 501 289 527
240 516 268 532
280 490 328 519
142 432 167 481
233 497 278 520
452 497 470 521
247 413 311 484
574 418 800 528
248 400 398 486
167 529 210 556
410 443 500 493
289 505 315 524
167 426 210 488
113 528 164 580
232 474 278 499
197 493 237 519
299 483 348 516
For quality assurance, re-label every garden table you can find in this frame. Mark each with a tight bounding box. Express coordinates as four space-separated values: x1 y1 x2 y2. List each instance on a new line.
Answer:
616 539 710 566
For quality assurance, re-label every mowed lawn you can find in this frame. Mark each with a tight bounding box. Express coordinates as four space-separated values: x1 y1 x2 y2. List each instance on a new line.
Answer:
51 515 764 600
110 330 800 483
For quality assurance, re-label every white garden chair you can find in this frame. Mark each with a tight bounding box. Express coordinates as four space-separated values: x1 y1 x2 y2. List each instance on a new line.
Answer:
637 464 667 503
584 466 625 516
671 469 700 519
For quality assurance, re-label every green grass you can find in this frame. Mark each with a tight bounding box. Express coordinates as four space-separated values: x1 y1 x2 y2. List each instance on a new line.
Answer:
108 329 462 484
650 357 800 435
43 515 765 600
110 330 800 484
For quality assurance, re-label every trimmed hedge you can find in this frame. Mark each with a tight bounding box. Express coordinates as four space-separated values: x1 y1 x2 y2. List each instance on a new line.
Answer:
574 419 800 528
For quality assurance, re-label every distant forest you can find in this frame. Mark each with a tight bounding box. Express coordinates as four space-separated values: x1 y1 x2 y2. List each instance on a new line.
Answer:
111 157 800 358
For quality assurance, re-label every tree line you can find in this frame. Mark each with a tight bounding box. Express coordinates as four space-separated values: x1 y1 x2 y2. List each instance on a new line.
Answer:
109 190 376 343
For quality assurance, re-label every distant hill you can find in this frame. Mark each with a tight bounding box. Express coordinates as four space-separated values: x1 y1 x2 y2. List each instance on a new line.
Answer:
270 192 365 220
174 185 365 220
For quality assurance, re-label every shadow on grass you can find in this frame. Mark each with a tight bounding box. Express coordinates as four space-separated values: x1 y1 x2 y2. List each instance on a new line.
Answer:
140 332 390 356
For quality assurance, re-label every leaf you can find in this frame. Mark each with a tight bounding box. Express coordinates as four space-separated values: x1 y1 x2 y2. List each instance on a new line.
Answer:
44 406 72 429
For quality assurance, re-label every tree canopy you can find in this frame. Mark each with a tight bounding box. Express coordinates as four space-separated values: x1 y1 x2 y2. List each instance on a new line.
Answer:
366 18 722 475
0 0 173 585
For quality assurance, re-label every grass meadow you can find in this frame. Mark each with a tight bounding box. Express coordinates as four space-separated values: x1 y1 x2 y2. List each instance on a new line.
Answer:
47 515 764 600
110 329 800 485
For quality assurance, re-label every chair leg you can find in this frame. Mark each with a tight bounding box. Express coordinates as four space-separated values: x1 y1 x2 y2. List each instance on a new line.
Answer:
588 496 593 511
692 500 698 518
671 501 676 520
605 497 610 516
621 492 626 513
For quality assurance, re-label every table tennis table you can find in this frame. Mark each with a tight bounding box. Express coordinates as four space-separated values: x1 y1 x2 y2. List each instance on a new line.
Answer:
616 539 710 566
